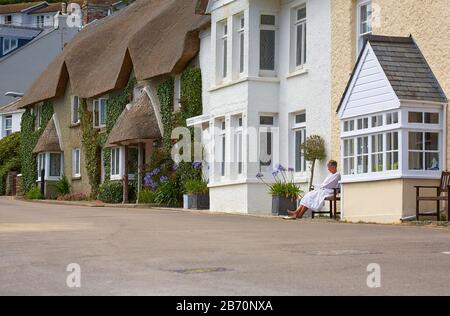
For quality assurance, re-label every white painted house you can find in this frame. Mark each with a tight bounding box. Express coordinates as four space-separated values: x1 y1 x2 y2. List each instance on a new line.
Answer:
0 98 24 139
190 0 333 215
338 35 447 223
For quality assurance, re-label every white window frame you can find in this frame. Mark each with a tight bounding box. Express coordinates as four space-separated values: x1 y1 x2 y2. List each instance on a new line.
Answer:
36 152 63 181
234 115 244 177
218 19 229 81
356 0 373 55
3 115 12 137
111 147 122 180
259 115 277 173
237 14 245 76
33 103 42 130
71 96 80 125
93 98 107 128
259 13 277 76
294 5 307 69
3 37 18 55
36 15 45 28
291 112 306 175
219 119 226 177
341 107 443 182
72 148 81 178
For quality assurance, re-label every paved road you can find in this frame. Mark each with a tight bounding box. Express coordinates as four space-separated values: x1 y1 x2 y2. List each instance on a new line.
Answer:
0 197 449 296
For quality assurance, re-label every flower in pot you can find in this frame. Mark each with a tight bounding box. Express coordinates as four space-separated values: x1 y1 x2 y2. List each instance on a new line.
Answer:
184 179 209 210
257 165 303 216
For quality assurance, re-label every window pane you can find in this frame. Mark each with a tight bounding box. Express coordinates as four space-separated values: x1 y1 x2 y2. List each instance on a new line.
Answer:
371 134 383 153
221 135 226 176
409 152 423 170
425 152 440 170
295 113 306 124
49 153 61 177
295 129 305 172
100 99 107 125
357 156 368 174
223 38 228 77
372 154 383 172
409 132 423 150
372 115 383 127
239 32 244 73
425 133 439 151
357 137 368 154
261 15 275 26
344 139 354 157
297 7 306 21
260 116 274 125
260 30 275 70
387 151 399 171
387 132 399 151
260 131 272 169
408 112 423 123
296 24 303 66
424 112 439 124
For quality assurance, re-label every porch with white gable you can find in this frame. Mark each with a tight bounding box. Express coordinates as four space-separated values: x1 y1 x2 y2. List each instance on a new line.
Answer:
337 35 448 223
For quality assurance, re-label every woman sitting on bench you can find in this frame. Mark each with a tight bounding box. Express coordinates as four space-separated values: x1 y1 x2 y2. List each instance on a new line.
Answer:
286 160 341 220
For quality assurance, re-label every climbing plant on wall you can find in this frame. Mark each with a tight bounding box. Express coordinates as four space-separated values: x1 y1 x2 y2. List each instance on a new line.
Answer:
20 101 53 193
80 77 136 195
180 67 203 124
157 77 175 152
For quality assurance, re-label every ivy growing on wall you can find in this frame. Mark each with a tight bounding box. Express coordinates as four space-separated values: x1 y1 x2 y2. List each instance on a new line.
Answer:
157 77 175 152
80 99 101 197
80 77 136 195
20 101 53 193
180 67 203 124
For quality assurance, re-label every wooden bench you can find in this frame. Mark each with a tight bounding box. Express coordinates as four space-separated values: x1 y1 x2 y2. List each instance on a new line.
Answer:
415 171 450 221
312 188 341 220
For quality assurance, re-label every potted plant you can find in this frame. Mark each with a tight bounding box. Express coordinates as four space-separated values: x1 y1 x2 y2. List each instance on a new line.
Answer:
300 135 326 191
257 165 303 216
185 179 209 210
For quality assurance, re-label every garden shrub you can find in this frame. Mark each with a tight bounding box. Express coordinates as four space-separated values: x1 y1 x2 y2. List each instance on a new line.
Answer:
138 189 156 204
184 179 208 195
0 132 21 195
154 181 182 207
55 176 71 197
98 181 123 204
25 186 43 200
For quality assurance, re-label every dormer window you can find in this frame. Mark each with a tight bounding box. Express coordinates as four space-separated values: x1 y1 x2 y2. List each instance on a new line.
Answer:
3 37 18 55
357 0 372 55
259 14 276 74
5 15 12 25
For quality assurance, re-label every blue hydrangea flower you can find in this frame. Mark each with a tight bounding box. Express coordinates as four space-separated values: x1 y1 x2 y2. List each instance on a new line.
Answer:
160 176 168 183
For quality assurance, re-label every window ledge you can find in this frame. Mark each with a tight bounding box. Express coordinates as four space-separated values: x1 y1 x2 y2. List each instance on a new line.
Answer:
341 172 442 184
287 67 309 79
70 122 80 128
209 76 280 92
72 176 82 181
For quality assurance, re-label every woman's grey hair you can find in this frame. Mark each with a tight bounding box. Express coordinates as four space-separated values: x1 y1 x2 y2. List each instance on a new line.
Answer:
327 160 338 168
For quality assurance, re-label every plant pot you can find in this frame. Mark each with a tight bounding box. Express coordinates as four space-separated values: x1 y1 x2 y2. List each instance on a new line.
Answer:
272 195 297 216
183 194 192 209
188 193 210 210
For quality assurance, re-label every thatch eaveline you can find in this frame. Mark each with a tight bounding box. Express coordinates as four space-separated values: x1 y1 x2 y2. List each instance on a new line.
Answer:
20 0 210 107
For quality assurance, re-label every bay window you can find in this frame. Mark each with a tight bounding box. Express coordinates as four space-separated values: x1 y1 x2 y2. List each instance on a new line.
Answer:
36 152 63 180
341 108 443 179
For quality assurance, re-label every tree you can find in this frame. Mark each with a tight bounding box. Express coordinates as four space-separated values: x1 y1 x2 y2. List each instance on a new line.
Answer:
300 135 326 191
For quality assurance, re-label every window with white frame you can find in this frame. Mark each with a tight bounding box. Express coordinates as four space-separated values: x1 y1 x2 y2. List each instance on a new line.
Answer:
49 153 62 177
219 120 226 177
218 20 228 80
71 96 80 125
37 153 46 180
93 98 107 128
292 112 306 173
73 148 81 178
357 0 372 55
237 15 245 75
259 115 275 172
341 108 443 179
3 37 18 55
260 14 276 73
234 115 244 175
5 15 12 25
408 132 440 171
111 147 121 177
294 6 306 68
36 15 45 28
34 103 42 130
4 115 12 137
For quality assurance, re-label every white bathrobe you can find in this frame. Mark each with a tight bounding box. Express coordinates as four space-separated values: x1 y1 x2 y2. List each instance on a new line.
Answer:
300 173 341 211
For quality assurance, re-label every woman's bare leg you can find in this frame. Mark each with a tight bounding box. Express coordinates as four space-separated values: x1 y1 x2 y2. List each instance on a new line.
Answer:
288 205 306 218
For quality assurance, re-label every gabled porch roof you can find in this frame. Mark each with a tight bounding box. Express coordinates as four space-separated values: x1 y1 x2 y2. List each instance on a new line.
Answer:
33 114 62 154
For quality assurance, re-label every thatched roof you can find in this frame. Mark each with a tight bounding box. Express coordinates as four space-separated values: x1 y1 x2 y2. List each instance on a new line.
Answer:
33 115 62 154
21 0 210 108
105 92 162 147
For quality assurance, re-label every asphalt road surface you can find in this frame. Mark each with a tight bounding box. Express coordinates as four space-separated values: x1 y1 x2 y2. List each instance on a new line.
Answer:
0 197 449 296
